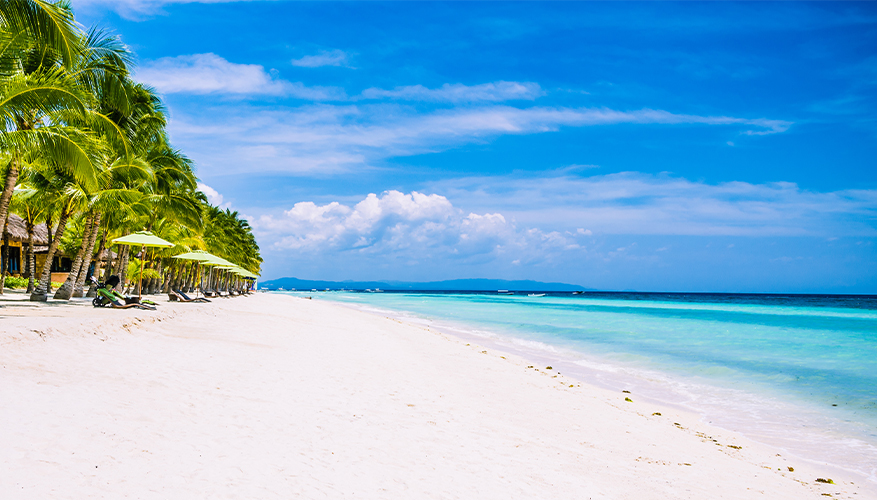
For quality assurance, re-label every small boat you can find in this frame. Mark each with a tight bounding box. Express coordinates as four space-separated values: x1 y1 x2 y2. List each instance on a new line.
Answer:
278 287 285 291
497 290 508 293
528 293 546 297
374 288 384 292
572 291 582 295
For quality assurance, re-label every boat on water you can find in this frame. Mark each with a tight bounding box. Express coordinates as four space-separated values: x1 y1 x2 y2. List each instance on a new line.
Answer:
497 289 508 293
572 291 582 295
528 293 546 297
374 288 384 292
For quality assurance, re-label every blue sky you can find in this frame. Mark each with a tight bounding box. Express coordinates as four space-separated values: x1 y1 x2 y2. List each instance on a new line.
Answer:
73 1 877 293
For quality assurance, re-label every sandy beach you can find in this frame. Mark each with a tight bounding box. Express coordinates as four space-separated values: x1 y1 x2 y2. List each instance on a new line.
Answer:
0 292 868 499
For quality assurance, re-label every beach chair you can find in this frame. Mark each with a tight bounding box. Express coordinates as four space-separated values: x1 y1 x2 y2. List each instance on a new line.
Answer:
172 289 211 303
94 287 156 310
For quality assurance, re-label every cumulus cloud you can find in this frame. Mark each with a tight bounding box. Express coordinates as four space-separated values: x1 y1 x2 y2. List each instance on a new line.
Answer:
197 182 225 207
136 53 345 99
291 49 352 68
360 81 544 102
251 190 578 263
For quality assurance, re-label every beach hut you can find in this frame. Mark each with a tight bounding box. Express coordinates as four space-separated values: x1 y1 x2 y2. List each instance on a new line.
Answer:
0 214 66 283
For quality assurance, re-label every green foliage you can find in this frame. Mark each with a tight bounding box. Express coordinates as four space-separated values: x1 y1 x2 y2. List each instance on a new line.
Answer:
3 276 27 288
0 277 61 289
126 258 161 281
2 1 261 293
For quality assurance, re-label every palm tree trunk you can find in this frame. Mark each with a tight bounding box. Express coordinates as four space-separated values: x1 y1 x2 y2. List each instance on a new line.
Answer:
150 260 163 294
25 221 35 293
0 225 9 294
45 214 54 293
105 243 116 277
86 227 107 297
118 242 130 289
0 158 19 239
73 213 102 297
173 263 185 292
184 263 194 292
31 208 70 301
161 261 174 293
54 213 95 300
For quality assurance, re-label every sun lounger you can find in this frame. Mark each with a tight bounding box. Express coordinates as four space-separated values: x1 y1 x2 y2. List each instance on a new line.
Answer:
172 289 210 303
95 288 156 310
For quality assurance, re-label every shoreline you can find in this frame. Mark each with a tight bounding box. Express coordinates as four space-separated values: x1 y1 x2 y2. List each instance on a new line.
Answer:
1 292 870 498
284 291 877 491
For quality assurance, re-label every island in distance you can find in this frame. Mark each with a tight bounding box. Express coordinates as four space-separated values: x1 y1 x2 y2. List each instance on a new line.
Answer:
259 277 590 292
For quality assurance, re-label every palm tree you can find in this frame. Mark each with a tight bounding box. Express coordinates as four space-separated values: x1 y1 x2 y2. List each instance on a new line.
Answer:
28 163 90 300
10 171 50 292
0 0 93 238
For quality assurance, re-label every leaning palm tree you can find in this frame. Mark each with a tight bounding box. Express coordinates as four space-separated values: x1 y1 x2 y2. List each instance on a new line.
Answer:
0 0 92 238
28 160 96 300
10 168 51 292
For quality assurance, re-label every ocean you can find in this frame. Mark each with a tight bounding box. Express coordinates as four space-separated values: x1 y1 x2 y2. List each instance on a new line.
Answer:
274 290 877 484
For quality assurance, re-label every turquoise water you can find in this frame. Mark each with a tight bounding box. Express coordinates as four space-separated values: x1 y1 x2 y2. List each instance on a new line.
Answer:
276 290 877 482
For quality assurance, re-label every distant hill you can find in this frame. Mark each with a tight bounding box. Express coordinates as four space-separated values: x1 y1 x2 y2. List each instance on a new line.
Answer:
259 277 589 292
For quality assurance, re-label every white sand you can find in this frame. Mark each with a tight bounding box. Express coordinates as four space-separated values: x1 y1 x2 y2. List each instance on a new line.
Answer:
0 293 868 499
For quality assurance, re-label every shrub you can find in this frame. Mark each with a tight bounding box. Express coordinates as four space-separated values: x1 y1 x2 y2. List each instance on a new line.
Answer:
2 277 65 290
3 276 28 289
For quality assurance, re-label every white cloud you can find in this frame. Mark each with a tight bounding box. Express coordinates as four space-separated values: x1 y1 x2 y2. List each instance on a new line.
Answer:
197 182 223 205
291 49 352 68
426 172 877 237
251 190 576 262
246 177 876 283
73 0 246 19
136 53 345 99
360 81 544 102
170 103 792 176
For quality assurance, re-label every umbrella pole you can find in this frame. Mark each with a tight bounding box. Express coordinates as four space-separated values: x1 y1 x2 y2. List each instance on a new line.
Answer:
195 262 200 299
138 244 144 300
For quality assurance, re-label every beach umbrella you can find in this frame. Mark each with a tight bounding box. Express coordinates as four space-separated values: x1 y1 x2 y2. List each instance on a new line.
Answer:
171 251 219 298
197 256 236 294
172 250 215 261
111 231 174 299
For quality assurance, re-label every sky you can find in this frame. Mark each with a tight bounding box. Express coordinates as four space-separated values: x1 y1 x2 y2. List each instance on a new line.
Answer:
72 1 877 293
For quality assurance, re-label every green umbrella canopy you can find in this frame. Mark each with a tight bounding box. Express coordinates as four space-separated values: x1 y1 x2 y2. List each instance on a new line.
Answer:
197 255 231 266
231 268 259 278
173 250 216 261
112 231 174 248
210 256 236 267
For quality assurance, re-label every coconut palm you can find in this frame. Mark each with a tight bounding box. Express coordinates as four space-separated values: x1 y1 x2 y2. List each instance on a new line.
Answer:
0 0 95 238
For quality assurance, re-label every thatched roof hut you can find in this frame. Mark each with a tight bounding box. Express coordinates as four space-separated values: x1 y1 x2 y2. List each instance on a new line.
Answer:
3 214 49 245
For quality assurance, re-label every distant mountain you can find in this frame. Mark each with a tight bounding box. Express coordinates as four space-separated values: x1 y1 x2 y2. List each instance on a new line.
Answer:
259 277 589 292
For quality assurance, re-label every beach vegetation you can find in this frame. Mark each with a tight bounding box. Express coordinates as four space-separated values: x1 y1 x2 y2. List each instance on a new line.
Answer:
0 1 262 298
